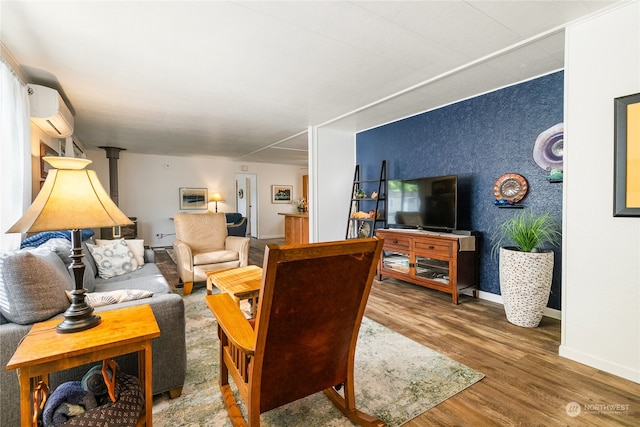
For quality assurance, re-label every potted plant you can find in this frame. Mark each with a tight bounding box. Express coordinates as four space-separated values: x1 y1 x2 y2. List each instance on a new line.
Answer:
492 209 561 327
293 198 307 213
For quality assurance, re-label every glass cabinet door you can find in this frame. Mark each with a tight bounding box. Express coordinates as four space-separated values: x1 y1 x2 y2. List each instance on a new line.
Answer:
382 251 410 273
415 256 450 284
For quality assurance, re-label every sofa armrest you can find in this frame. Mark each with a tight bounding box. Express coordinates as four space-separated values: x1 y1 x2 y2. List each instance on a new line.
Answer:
225 236 250 267
47 294 187 399
96 294 186 395
173 240 194 283
1 322 40 427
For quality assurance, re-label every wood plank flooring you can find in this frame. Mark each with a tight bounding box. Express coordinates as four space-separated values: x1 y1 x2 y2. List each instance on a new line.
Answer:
366 280 639 426
155 242 640 426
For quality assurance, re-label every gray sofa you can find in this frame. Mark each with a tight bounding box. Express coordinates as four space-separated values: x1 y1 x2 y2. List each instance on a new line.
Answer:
0 236 186 427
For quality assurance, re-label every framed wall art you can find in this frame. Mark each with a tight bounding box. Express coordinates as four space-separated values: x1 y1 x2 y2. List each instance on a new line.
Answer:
40 141 58 180
179 187 208 210
614 93 640 217
271 185 292 203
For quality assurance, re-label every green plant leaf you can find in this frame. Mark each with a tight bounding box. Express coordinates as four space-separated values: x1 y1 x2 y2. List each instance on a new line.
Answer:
491 209 561 256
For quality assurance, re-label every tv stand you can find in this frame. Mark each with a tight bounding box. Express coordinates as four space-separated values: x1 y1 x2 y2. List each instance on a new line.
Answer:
375 228 479 304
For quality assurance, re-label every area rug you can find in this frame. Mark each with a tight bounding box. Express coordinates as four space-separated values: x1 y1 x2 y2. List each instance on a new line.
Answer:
152 287 484 426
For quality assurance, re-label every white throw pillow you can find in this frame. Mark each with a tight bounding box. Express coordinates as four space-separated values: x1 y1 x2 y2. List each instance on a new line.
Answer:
86 239 139 279
66 289 153 308
96 238 145 266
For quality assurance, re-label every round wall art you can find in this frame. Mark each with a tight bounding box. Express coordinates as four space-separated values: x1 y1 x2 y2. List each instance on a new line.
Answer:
494 173 528 203
533 123 564 171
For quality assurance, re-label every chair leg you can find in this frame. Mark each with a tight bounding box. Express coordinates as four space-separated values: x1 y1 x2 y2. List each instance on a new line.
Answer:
218 327 254 426
324 387 387 427
168 386 183 399
183 281 193 295
220 383 248 427
219 340 250 426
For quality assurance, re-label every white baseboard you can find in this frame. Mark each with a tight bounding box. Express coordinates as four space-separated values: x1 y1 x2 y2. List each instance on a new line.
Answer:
559 345 640 384
256 234 285 240
461 289 561 320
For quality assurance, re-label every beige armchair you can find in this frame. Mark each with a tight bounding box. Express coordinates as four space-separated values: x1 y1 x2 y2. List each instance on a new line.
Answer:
173 212 250 295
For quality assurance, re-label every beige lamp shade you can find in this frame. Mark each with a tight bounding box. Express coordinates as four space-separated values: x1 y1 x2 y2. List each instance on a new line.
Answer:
7 157 133 233
209 192 224 202
209 192 224 213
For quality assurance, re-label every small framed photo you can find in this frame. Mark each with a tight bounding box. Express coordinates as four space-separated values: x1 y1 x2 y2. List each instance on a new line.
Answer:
179 187 208 210
614 92 640 217
271 185 292 203
40 141 58 180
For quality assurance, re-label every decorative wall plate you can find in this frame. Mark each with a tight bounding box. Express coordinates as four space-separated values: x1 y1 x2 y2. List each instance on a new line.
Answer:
358 221 371 238
533 123 564 171
493 173 528 203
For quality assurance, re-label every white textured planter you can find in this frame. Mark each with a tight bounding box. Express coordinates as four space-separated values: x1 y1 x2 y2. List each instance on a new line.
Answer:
499 247 554 328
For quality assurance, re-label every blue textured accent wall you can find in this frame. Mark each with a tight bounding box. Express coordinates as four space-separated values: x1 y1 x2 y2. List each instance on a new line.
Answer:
357 71 563 309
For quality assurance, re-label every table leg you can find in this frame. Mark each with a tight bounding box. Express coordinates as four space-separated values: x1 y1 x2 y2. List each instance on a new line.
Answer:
138 341 153 426
18 371 31 427
249 296 259 317
19 372 47 427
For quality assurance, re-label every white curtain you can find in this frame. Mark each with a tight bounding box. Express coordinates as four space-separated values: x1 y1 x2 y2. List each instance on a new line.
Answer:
0 58 31 250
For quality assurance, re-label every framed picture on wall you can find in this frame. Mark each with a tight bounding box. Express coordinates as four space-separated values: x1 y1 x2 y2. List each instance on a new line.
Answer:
614 92 640 217
40 141 58 180
271 185 292 203
179 187 208 210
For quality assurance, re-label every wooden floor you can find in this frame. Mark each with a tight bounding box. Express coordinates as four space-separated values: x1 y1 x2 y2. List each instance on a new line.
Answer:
156 242 640 426
366 281 640 426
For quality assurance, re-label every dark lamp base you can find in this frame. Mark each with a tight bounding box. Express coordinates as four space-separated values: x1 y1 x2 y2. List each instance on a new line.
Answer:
56 228 102 333
56 314 101 333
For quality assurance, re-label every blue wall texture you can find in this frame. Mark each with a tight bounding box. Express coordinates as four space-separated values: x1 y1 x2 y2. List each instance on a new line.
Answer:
356 71 563 309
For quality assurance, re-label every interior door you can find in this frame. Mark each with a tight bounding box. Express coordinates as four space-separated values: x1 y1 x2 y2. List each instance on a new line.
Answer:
235 173 258 238
245 177 252 237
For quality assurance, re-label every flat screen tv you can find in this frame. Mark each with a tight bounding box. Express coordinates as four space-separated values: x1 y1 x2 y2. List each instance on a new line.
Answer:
387 175 462 232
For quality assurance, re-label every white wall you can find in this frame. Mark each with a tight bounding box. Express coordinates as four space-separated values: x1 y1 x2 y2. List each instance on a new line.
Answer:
561 0 640 383
310 125 356 242
85 149 305 246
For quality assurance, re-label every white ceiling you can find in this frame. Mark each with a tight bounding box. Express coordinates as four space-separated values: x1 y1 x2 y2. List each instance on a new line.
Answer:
1 1 617 166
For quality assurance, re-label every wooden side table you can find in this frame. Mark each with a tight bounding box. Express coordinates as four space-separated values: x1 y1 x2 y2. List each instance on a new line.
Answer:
206 265 262 317
6 304 160 427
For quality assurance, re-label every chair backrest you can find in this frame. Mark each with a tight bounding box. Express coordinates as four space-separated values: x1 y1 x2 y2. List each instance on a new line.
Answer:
174 213 228 252
225 212 244 224
251 237 384 413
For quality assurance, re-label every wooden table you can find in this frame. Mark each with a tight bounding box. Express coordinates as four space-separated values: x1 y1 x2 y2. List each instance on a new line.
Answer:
206 265 263 317
6 304 160 427
278 212 309 245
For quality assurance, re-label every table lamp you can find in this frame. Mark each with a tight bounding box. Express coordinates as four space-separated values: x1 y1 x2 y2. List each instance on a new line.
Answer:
209 192 224 212
6 157 133 333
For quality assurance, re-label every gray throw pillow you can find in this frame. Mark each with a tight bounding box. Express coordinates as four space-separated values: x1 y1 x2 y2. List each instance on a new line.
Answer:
0 248 72 325
82 240 98 275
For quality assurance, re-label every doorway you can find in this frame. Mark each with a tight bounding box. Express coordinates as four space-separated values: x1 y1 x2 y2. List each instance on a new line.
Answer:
235 173 258 238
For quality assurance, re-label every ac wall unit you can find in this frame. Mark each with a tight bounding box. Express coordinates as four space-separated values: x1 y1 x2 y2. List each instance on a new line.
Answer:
28 84 74 138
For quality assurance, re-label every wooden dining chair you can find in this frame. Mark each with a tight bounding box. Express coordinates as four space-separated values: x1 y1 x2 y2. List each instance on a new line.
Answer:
205 237 386 427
